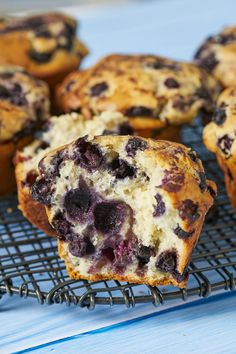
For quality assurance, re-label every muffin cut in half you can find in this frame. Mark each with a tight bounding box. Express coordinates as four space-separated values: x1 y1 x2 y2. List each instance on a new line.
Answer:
31 135 216 287
0 65 50 195
56 54 221 138
203 86 236 210
15 111 133 235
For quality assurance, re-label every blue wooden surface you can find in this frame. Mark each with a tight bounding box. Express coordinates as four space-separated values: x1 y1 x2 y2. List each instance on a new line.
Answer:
13 292 236 354
1 0 236 352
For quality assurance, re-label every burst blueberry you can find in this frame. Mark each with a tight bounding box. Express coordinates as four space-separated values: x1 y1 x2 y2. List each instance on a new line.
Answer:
179 199 200 222
126 137 148 157
94 201 126 234
153 193 166 217
64 178 94 222
74 137 103 170
174 225 194 239
109 158 136 179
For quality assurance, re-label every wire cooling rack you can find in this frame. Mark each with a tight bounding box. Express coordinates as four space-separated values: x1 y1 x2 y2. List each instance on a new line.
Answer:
0 119 236 310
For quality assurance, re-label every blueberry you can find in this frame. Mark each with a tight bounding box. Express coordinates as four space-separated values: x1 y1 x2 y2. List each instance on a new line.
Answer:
35 29 52 38
118 122 134 135
94 201 126 234
125 137 148 157
63 22 76 37
29 49 54 63
156 250 177 273
125 106 153 117
136 245 154 267
156 250 188 283
0 85 10 99
164 78 180 88
196 52 219 72
69 235 95 257
31 177 53 205
51 211 72 241
90 82 108 97
114 240 133 266
64 80 76 93
196 86 211 100
217 34 235 45
74 137 103 170
174 225 194 239
179 199 200 222
172 98 191 112
10 84 27 106
101 247 115 262
212 106 227 125
153 193 166 217
145 59 178 70
12 83 22 94
109 158 136 179
217 134 234 158
174 266 189 283
188 149 198 162
161 169 185 192
64 179 93 222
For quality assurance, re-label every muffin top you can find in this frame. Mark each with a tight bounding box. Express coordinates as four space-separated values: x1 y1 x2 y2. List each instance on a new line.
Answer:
0 65 50 143
203 86 236 159
0 13 88 77
57 54 221 130
194 26 236 87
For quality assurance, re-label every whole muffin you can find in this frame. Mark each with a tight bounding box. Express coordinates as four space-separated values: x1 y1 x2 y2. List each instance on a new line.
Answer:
194 26 236 88
203 86 236 209
56 54 221 138
31 135 216 288
15 111 133 235
0 65 50 195
0 12 88 91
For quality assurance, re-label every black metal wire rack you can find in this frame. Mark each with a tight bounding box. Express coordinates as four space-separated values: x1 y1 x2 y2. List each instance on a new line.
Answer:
0 119 236 310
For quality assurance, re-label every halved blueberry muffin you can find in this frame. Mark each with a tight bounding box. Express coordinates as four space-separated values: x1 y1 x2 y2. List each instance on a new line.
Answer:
0 65 50 195
15 111 133 235
56 54 221 139
204 86 236 209
31 135 216 287
194 26 236 88
0 12 88 91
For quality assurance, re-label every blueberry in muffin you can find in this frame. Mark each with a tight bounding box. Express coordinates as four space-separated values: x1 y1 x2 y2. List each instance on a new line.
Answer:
31 135 215 287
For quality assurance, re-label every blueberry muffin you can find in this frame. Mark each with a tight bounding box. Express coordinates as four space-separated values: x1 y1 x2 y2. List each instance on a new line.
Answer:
0 12 88 91
0 65 50 195
56 54 221 139
194 26 236 88
31 135 215 287
15 111 133 235
203 86 236 209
